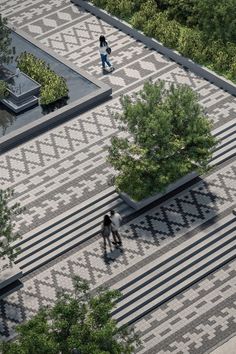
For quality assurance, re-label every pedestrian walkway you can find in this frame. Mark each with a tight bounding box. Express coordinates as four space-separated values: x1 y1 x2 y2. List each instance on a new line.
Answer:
0 0 236 352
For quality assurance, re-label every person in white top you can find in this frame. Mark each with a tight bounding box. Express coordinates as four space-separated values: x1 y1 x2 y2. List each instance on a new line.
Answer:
110 209 122 246
99 35 113 71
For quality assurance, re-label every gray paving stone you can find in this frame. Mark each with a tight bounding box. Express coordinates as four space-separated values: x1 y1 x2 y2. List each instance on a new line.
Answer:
0 0 236 352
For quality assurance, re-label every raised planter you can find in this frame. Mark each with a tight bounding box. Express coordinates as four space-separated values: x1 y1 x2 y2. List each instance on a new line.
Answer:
0 257 23 299
119 171 198 210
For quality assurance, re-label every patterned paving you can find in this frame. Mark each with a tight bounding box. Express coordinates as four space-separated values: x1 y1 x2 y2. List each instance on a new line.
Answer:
0 0 236 352
1 159 236 350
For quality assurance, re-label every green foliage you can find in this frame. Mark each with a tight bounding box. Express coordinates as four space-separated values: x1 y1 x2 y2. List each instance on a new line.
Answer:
0 80 9 99
0 276 139 354
177 27 206 63
157 0 197 25
17 52 68 105
0 188 25 264
143 12 180 48
0 15 12 65
195 0 236 43
130 0 157 29
108 81 217 201
90 0 236 82
92 0 142 20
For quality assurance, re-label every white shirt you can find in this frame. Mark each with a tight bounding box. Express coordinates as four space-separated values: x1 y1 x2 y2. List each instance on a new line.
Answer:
110 212 122 231
99 42 108 55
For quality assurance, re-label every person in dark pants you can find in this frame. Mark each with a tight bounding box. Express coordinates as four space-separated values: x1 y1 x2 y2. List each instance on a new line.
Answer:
99 35 113 71
101 214 113 254
110 210 122 246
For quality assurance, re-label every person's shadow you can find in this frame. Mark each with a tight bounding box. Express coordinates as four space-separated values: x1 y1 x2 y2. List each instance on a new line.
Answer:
103 246 123 264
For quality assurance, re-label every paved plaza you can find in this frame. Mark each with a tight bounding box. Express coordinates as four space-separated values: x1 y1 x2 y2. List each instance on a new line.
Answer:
0 0 236 353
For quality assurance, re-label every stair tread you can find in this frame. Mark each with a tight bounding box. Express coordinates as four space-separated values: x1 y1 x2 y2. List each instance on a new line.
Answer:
115 229 236 310
215 132 236 149
212 119 236 137
114 214 236 291
16 197 124 256
18 223 102 275
210 146 236 166
13 186 117 247
114 246 236 326
116 248 236 326
212 139 236 158
16 203 131 265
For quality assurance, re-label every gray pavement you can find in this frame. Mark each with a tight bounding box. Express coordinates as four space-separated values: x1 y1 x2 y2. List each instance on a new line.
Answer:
0 0 236 352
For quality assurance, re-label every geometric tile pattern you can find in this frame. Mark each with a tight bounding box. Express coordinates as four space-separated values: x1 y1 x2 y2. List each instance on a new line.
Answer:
1 0 236 352
134 259 236 354
0 99 120 187
0 159 235 344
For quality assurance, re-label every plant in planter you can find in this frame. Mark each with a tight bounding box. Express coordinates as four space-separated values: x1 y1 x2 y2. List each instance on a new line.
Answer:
17 52 69 105
0 188 25 269
0 15 12 66
0 80 9 99
108 80 217 201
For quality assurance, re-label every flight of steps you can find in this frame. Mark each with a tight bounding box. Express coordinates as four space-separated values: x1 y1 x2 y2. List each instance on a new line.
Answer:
112 211 236 327
210 119 236 166
12 119 236 277
13 187 133 276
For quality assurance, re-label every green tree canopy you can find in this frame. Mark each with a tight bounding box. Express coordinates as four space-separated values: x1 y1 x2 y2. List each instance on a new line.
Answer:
0 277 139 354
0 188 24 264
195 0 236 43
108 80 217 201
0 15 12 65
157 0 236 43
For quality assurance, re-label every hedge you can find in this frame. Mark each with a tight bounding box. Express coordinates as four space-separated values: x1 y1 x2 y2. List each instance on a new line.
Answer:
17 52 68 105
91 0 236 83
0 80 9 99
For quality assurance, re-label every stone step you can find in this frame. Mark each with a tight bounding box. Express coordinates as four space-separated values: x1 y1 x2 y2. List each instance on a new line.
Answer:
115 216 236 295
15 188 133 275
16 200 128 265
14 189 120 252
19 224 102 275
210 146 236 166
111 213 236 327
210 123 236 165
13 120 236 275
13 186 117 248
212 120 236 137
215 130 236 148
116 248 235 327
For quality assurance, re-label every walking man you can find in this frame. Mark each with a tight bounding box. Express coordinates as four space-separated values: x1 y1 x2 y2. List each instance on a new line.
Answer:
110 209 122 246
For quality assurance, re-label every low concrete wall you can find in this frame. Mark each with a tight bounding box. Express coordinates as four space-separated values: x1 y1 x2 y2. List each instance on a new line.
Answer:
0 257 23 299
72 0 236 97
119 172 198 210
0 24 112 153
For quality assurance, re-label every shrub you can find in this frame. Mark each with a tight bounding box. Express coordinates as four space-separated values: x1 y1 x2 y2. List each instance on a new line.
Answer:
91 0 236 84
131 0 157 30
0 80 9 99
144 12 180 48
108 81 217 201
17 52 68 105
0 15 12 65
0 188 25 265
177 27 206 63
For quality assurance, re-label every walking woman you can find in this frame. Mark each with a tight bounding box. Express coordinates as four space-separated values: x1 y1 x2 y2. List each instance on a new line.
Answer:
99 35 113 71
101 214 113 253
